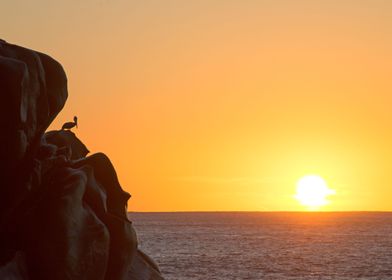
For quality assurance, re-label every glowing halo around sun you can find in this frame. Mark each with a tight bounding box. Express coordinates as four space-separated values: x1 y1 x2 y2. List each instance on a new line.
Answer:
294 175 336 210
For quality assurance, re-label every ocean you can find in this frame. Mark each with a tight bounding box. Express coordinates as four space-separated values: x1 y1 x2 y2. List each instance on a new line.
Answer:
128 212 392 280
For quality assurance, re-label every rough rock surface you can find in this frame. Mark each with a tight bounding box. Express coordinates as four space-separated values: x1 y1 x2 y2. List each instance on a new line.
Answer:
0 40 164 280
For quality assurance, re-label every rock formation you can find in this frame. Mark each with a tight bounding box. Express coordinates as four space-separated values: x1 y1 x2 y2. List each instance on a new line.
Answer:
0 40 163 280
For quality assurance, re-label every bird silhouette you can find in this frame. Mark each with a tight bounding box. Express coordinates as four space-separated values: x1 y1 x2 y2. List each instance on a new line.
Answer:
61 116 78 130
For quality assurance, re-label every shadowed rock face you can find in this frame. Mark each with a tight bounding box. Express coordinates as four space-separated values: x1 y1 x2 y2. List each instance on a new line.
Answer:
0 40 163 280
44 130 90 160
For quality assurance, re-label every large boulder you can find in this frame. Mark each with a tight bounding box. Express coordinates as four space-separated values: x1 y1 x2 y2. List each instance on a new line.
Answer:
0 40 67 178
0 39 164 280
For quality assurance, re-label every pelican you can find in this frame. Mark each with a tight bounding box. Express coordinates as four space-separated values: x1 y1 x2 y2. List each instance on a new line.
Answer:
61 116 78 130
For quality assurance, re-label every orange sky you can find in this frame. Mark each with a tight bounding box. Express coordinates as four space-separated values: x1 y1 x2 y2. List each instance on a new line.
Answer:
3 0 392 211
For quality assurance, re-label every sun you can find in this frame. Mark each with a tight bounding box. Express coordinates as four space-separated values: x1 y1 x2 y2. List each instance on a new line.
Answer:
294 175 335 210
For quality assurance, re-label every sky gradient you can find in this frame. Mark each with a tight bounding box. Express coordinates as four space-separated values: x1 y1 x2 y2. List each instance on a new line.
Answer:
3 0 392 211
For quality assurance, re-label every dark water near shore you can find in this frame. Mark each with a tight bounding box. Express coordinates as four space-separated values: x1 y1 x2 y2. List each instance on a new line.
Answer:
128 212 392 280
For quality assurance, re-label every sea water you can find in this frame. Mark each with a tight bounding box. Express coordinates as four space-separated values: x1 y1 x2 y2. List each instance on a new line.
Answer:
128 212 392 280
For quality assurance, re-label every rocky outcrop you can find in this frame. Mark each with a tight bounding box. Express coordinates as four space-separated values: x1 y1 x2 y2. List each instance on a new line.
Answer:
0 40 163 280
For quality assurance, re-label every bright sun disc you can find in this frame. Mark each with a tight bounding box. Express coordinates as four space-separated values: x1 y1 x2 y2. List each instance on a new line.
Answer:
295 175 335 210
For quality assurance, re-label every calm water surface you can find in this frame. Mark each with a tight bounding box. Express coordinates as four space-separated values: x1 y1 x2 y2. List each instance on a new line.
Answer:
128 212 392 280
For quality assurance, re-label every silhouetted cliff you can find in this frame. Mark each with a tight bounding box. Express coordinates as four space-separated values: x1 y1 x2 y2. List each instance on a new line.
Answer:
0 39 163 280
